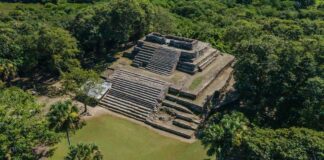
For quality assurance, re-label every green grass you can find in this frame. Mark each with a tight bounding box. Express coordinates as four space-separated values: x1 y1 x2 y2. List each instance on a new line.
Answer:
50 115 209 160
189 77 203 91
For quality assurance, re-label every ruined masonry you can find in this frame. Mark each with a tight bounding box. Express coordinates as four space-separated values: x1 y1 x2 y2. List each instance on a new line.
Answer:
100 33 235 139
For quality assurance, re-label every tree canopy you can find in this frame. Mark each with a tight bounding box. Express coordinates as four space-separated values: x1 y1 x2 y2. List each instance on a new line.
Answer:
0 87 59 159
201 112 324 160
71 0 153 57
65 143 103 160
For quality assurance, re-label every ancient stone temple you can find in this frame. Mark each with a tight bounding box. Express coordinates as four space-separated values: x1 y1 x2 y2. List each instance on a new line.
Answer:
100 33 235 139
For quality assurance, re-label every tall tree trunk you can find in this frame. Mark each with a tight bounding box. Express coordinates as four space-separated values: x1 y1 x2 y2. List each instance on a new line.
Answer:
83 102 87 114
66 129 71 146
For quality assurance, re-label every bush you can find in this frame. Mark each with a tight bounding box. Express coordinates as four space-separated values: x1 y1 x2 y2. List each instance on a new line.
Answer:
75 93 98 107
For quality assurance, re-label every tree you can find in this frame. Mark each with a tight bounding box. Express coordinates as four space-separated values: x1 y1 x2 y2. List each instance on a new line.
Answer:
65 143 103 160
0 21 81 80
37 26 80 74
0 26 23 82
295 0 316 8
200 112 250 160
0 59 18 83
297 77 324 130
47 100 84 146
243 127 324 160
233 35 322 128
200 112 324 160
71 0 153 57
0 87 59 159
62 67 101 114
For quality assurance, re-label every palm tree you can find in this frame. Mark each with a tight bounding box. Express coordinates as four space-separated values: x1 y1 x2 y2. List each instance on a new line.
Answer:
47 100 84 146
65 143 103 160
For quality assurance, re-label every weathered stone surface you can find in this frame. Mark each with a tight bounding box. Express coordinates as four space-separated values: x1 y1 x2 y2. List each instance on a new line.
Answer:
100 69 168 121
145 33 166 44
146 47 180 76
99 33 236 139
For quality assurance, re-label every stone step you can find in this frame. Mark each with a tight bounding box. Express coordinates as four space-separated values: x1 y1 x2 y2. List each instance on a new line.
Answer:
105 106 145 122
110 84 159 102
145 68 171 75
111 78 161 96
153 63 177 68
149 58 177 65
134 52 153 60
109 87 157 105
148 59 175 66
142 42 160 49
173 118 198 130
165 94 203 113
135 55 151 61
115 70 167 86
145 68 173 75
113 76 162 91
168 108 200 124
150 56 178 63
139 47 156 53
146 65 174 73
146 68 171 76
132 61 141 67
137 50 154 58
112 76 166 91
162 100 193 114
199 54 217 70
146 59 178 74
100 98 149 118
176 66 197 74
133 55 151 63
111 83 161 100
102 95 152 113
149 60 178 67
146 64 173 71
147 63 175 69
109 89 156 108
145 119 195 139
100 101 147 121
101 95 153 115
194 48 217 65
176 65 196 72
177 61 196 68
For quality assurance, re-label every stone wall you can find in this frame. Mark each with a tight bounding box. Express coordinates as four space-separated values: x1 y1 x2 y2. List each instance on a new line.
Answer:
145 33 166 44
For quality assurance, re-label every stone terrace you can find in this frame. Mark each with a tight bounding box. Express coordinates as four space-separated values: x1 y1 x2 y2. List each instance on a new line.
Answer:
100 69 169 122
100 33 235 139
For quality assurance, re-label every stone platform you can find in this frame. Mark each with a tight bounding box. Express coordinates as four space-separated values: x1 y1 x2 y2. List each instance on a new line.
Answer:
99 33 235 139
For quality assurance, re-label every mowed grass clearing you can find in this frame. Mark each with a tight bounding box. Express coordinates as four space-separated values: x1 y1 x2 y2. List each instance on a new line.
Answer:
50 114 209 160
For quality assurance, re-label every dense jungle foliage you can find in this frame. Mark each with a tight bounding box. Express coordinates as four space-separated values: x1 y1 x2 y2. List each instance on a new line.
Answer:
0 0 323 159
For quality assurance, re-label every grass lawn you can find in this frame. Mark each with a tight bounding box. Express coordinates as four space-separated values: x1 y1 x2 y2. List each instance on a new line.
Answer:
189 76 203 91
50 114 209 160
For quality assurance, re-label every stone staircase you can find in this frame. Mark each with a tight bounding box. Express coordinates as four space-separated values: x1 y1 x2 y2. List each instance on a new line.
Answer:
146 92 202 139
99 70 168 122
148 60 235 139
196 49 219 70
177 48 219 74
132 42 160 67
146 47 180 76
